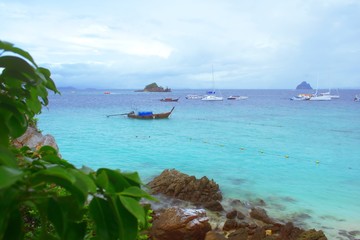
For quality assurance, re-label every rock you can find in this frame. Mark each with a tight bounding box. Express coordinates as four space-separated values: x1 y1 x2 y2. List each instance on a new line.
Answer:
228 228 248 240
223 219 238 231
150 207 211 240
203 201 224 212
205 231 227 240
296 81 313 90
249 208 275 224
297 229 327 240
226 210 238 219
148 169 223 211
278 222 304 240
135 82 171 92
13 126 59 153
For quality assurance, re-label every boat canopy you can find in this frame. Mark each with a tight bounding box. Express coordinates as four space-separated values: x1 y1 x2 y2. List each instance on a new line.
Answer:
138 111 153 116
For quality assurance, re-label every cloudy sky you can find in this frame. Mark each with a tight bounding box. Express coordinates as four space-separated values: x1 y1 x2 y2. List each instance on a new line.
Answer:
1 0 359 89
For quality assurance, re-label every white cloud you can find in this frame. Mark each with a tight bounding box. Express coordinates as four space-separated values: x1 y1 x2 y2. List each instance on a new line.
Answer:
1 0 360 89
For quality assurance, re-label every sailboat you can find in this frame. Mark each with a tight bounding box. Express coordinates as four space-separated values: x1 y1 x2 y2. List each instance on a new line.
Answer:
201 66 223 101
319 89 340 99
309 74 331 101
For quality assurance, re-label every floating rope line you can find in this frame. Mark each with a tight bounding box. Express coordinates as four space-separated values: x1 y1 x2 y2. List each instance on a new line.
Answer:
183 136 360 171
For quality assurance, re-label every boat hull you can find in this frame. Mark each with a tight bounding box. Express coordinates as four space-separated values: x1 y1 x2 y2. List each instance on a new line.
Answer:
127 107 174 119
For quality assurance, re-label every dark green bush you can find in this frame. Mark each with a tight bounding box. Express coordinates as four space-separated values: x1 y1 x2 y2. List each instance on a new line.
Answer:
0 40 155 240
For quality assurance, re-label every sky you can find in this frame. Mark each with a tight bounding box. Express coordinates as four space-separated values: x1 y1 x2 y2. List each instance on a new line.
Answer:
1 0 360 89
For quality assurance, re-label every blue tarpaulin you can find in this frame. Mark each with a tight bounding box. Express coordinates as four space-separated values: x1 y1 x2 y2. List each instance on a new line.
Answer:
138 111 153 116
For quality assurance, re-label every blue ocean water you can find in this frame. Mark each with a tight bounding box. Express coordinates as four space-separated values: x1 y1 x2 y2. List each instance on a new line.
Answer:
38 89 360 238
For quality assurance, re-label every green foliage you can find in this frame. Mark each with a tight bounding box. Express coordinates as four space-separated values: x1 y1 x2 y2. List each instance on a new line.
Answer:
0 41 155 239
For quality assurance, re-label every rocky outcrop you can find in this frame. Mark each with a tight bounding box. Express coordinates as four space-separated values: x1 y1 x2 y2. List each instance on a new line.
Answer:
296 81 313 90
150 207 211 240
146 169 328 239
135 82 171 92
147 169 223 211
12 126 59 152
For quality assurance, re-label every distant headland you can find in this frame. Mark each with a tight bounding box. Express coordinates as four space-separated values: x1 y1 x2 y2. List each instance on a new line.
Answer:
135 82 171 92
296 81 313 90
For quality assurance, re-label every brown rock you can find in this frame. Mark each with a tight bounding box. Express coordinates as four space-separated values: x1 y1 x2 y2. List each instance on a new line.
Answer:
226 210 238 219
150 207 211 240
13 126 59 152
228 228 248 240
297 229 327 240
278 222 304 240
205 231 227 240
223 219 238 231
148 169 223 210
249 208 274 224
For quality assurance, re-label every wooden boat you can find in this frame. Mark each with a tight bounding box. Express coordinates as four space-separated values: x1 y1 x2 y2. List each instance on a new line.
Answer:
160 97 179 102
127 107 175 119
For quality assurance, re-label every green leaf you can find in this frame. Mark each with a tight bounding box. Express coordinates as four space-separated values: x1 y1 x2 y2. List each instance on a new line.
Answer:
0 56 37 81
122 172 142 186
89 197 119 240
119 195 146 225
3 208 23 240
38 145 59 157
96 169 130 193
0 40 37 67
120 186 157 201
115 197 138 240
32 166 76 185
0 166 23 189
0 146 17 167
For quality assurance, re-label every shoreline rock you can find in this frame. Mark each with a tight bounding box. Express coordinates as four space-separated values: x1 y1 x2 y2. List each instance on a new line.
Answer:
146 169 328 240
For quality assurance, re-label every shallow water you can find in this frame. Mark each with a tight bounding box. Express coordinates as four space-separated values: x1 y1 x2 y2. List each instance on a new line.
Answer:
38 89 360 239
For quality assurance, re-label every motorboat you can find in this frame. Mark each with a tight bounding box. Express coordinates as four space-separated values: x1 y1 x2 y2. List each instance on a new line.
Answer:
185 95 203 100
354 95 360 102
227 95 248 100
201 95 223 101
290 94 312 101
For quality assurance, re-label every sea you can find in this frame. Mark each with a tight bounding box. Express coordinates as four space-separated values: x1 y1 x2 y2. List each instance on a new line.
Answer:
38 89 360 239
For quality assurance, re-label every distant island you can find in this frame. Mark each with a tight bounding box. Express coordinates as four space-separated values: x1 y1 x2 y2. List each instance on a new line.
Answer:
135 82 171 92
296 81 313 90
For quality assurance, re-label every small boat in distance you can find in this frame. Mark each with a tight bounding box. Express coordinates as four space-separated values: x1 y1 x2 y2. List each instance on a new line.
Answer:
186 94 203 100
104 91 111 94
354 95 360 102
290 94 312 101
201 65 223 101
127 107 175 119
160 97 179 102
227 95 248 100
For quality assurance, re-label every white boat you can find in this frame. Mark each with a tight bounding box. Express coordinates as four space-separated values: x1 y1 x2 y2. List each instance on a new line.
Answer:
202 95 223 101
227 95 248 100
320 89 340 99
354 95 360 102
290 93 312 101
185 94 203 100
201 65 223 101
309 95 331 101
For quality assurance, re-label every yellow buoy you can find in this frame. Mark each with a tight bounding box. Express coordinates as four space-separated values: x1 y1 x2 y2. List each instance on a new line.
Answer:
284 155 289 159
265 229 272 236
316 160 320 164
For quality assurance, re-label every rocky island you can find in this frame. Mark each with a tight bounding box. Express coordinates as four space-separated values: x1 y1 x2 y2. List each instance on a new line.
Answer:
135 82 171 92
296 81 313 90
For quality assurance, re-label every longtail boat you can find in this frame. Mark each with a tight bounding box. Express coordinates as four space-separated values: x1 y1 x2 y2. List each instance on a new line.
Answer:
127 107 175 119
160 97 179 102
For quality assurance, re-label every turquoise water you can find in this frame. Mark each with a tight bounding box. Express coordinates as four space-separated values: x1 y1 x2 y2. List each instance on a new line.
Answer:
38 89 360 238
